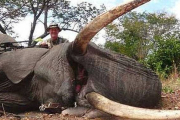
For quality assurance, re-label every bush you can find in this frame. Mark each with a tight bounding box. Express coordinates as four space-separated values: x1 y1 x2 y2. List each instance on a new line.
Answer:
145 36 180 79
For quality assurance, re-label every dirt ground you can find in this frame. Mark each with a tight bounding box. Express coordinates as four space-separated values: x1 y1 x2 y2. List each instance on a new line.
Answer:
0 90 180 120
161 89 180 110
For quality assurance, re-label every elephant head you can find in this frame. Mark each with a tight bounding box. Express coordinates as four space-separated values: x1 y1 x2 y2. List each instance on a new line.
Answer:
61 0 180 119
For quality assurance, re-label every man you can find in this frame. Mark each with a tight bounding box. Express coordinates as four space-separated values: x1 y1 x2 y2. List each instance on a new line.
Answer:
46 24 68 48
34 24 68 48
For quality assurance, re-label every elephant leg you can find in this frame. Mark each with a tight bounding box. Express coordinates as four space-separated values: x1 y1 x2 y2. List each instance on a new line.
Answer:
0 92 39 114
62 107 111 118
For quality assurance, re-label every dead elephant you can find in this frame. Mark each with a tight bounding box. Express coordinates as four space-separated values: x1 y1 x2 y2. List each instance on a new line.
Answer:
1 0 180 119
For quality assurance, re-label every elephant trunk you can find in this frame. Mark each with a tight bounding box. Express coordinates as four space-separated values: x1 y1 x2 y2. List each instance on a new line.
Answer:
86 92 180 120
72 0 151 55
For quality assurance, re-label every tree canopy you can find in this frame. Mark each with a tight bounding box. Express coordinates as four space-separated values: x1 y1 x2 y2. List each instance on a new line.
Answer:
104 11 180 78
104 12 180 60
145 36 180 79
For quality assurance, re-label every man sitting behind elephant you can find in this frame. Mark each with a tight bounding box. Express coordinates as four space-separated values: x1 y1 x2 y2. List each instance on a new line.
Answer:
33 24 68 48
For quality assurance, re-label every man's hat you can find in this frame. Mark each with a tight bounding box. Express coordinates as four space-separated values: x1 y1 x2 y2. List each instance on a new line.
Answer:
47 24 61 32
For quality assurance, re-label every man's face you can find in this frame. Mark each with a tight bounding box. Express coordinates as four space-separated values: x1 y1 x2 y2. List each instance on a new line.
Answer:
49 28 60 40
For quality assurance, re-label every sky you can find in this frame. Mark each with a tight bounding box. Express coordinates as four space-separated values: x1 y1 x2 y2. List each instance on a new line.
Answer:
13 0 180 45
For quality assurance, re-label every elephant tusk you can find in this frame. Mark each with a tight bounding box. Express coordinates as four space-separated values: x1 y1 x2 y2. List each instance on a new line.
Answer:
72 0 151 55
86 92 180 120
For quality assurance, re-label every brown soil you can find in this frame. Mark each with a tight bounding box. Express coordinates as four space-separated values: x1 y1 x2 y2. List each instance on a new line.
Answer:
161 89 180 110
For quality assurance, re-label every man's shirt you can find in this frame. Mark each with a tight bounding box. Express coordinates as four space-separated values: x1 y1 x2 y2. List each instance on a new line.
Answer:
32 37 69 49
46 37 68 48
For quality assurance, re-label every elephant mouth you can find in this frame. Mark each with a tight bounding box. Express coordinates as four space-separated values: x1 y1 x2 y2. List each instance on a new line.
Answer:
75 65 88 93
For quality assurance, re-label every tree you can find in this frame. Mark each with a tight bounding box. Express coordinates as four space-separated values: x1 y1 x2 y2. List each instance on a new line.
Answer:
104 11 180 78
105 12 152 60
0 0 28 36
145 36 180 79
104 11 180 61
53 2 106 32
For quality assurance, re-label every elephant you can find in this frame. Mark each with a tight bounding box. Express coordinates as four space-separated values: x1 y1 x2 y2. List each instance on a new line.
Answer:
1 0 180 119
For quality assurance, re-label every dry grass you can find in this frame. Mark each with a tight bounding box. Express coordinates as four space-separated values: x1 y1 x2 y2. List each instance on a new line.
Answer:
162 72 180 92
160 72 180 110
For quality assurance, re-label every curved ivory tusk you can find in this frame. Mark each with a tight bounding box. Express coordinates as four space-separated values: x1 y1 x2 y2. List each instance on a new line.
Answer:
72 0 151 55
86 92 180 120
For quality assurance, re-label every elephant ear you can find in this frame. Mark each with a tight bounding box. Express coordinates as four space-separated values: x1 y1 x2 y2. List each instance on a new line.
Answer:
0 48 48 84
